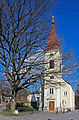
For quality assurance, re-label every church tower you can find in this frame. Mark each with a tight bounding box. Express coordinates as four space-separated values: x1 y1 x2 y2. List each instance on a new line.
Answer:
39 17 75 112
43 17 62 111
45 16 62 84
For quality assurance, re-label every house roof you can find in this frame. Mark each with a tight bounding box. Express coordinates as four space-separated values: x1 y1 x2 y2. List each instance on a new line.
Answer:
46 21 60 51
60 78 74 92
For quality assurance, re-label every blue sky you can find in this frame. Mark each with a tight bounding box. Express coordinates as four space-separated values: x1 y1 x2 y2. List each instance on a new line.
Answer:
53 0 79 89
0 0 79 90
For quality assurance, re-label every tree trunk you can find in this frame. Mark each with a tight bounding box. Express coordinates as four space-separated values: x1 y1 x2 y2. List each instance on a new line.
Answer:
10 90 17 112
10 102 15 112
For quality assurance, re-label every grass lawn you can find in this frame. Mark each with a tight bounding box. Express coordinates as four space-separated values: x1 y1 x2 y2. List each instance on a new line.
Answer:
2 110 25 116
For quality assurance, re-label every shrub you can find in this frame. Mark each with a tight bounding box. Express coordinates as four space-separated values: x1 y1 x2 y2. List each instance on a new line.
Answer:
6 102 35 112
16 103 34 112
0 99 1 104
16 103 24 110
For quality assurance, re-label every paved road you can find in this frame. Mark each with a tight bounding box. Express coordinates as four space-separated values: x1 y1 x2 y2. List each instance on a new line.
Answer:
0 110 79 120
0 103 6 112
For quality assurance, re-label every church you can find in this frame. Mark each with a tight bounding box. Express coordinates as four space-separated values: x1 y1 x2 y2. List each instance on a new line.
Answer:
38 18 75 112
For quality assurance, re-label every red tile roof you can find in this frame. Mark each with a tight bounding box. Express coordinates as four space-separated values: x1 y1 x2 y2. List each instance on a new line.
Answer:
46 22 60 51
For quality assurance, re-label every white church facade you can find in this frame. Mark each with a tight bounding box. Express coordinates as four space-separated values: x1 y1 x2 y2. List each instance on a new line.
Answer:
38 19 75 112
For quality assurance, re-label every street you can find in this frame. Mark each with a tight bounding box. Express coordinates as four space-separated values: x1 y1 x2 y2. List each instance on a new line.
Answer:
0 110 79 120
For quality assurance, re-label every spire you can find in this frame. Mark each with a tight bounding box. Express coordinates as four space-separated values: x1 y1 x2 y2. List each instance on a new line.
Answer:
46 16 60 51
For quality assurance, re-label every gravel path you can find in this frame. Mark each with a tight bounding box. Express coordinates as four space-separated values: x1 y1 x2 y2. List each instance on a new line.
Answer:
0 110 79 120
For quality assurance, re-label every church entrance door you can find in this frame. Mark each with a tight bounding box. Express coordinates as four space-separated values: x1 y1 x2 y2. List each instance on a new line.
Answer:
49 101 54 111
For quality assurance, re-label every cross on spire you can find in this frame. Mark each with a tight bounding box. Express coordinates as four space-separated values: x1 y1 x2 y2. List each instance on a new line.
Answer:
52 16 55 23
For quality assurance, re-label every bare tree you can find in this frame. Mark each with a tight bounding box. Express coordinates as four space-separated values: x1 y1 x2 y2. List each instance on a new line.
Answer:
0 0 56 100
75 82 79 109
0 0 79 109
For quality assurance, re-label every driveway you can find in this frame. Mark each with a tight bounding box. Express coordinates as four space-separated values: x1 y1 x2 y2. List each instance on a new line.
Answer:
0 110 79 120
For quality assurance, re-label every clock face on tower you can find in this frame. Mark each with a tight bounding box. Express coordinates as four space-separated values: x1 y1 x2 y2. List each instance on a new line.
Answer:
50 76 54 79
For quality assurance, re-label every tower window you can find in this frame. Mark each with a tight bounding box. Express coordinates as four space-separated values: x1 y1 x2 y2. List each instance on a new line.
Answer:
52 88 53 94
50 88 51 94
50 53 54 56
50 60 54 68
50 88 54 94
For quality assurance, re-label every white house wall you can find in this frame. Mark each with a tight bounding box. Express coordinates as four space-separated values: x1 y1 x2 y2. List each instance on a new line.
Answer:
44 88 47 110
56 88 61 108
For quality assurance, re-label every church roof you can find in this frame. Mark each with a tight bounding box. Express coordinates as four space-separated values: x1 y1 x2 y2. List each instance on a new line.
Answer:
46 20 60 51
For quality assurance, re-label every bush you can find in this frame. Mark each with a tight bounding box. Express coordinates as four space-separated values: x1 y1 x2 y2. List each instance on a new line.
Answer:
0 99 1 104
16 103 34 112
6 102 35 112
18 105 34 112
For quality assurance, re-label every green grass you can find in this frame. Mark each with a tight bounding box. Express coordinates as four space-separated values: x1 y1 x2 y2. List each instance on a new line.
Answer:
2 110 25 116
